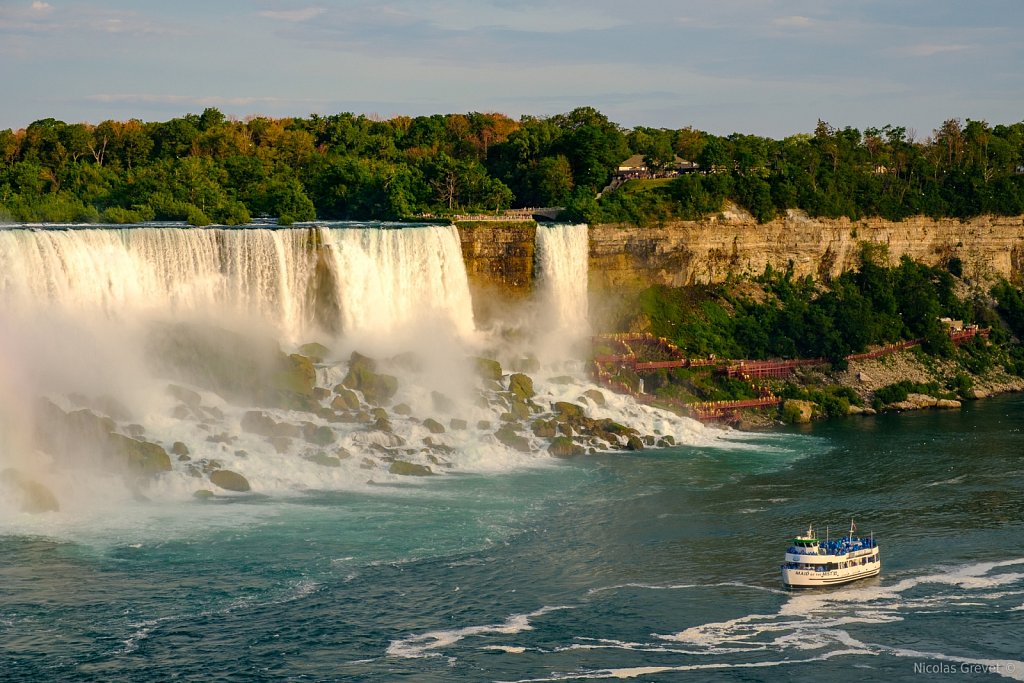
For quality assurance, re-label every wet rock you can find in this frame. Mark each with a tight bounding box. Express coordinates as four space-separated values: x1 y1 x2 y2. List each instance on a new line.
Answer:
331 387 361 411
394 403 413 416
178 454 192 462
172 404 191 420
389 461 434 476
473 357 503 382
303 451 342 468
548 436 584 458
108 433 172 474
209 469 251 492
783 399 815 423
313 387 331 401
508 373 535 401
508 397 531 421
494 425 531 453
581 389 606 407
298 342 330 363
423 418 446 434
302 423 336 446
552 401 585 419
625 435 645 451
549 375 574 385
477 420 492 430
275 353 317 397
342 352 398 406
642 435 656 446
449 418 468 431
147 322 314 409
532 419 557 438
193 489 215 500
205 432 234 444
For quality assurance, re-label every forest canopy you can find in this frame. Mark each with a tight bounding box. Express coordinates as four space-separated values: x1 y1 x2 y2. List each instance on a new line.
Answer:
1 107 1023 225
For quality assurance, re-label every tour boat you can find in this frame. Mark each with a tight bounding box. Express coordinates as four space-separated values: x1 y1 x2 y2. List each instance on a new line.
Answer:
780 521 880 588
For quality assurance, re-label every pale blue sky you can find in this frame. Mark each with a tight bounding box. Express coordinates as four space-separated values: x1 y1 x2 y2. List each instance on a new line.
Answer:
1 0 1021 137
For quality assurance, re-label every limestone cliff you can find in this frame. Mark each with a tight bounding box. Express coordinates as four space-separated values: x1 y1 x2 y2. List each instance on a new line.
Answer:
588 211 1024 291
456 222 536 320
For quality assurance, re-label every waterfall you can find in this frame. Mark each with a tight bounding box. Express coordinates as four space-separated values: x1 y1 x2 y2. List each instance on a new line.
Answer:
534 224 590 333
0 224 477 343
0 227 321 342
324 225 476 341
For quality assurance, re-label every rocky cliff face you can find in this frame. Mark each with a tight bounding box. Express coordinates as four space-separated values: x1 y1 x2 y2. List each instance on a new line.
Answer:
454 214 1024 322
588 212 1024 291
456 222 536 321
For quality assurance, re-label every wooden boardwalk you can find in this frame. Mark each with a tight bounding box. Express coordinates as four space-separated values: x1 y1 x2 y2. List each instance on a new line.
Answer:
592 326 990 422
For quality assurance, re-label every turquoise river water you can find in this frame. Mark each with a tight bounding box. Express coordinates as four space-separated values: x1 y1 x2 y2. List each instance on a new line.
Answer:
2 395 1022 682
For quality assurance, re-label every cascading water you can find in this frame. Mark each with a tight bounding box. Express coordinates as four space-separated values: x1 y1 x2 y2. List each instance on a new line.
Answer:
0 221 725 513
0 227 321 343
324 225 476 343
534 224 590 335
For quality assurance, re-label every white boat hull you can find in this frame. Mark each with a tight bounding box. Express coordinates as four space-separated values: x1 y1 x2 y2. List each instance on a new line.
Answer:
781 563 880 588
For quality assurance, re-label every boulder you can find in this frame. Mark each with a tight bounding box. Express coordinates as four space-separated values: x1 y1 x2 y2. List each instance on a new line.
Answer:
389 461 434 476
342 352 398 406
449 418 468 431
209 469 251 492
302 423 336 446
494 425 531 453
472 357 503 382
552 401 585 419
193 489 215 500
303 451 342 468
581 389 606 407
782 399 815 424
508 397 531 421
274 353 317 397
298 342 330 363
108 433 172 474
532 419 557 438
508 373 535 400
548 436 584 458
147 322 303 408
422 418 446 434
393 403 413 416
625 435 645 451
331 387 361 411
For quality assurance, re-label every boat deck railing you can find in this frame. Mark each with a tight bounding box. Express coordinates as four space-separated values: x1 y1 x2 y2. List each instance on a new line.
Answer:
787 537 878 556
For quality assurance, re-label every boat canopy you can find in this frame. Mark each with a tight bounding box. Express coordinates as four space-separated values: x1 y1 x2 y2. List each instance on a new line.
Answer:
793 537 819 546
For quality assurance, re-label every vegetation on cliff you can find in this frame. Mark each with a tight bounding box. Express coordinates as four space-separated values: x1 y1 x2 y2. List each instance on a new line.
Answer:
2 107 1022 225
614 246 1024 417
